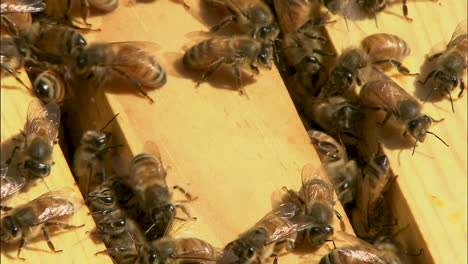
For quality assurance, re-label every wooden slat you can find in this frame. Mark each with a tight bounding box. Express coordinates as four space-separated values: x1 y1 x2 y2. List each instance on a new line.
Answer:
60 0 356 263
0 73 111 264
325 0 467 263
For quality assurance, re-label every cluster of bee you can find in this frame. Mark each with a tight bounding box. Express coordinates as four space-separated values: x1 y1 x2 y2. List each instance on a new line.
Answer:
1 0 168 106
1 0 466 263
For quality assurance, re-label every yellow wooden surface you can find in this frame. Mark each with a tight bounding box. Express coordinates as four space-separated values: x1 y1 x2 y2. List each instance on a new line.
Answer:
325 0 467 263
59 0 357 263
0 73 111 264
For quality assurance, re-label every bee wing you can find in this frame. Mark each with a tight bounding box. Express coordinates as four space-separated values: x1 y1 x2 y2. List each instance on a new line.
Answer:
300 163 332 206
0 0 46 14
1 175 26 199
1 164 8 177
28 187 83 224
217 248 240 264
142 140 162 161
255 201 314 244
331 246 387 264
447 20 468 49
25 100 60 147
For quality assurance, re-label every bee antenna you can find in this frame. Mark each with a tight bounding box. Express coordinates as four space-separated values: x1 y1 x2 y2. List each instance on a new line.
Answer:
144 223 156 235
100 113 119 132
411 138 418 156
373 14 378 28
344 17 349 32
426 131 449 147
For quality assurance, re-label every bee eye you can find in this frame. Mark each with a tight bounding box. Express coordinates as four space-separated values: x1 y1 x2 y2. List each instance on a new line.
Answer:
100 196 114 204
305 56 319 64
94 137 106 148
149 252 158 263
247 247 255 258
77 54 87 68
34 78 50 97
345 72 354 84
114 219 126 228
76 35 87 47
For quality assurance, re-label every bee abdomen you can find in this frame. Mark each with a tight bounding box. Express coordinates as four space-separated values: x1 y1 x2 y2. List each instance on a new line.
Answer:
135 56 167 88
183 38 224 69
361 33 410 62
33 70 66 105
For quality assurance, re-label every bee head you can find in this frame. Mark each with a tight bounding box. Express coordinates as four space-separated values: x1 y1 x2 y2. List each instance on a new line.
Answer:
407 115 431 142
81 131 110 151
1 216 21 242
257 43 274 69
306 225 334 248
23 160 50 180
257 23 279 42
97 215 126 235
87 186 115 211
358 0 386 13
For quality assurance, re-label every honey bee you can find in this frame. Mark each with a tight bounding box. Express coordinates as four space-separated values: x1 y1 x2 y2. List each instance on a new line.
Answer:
139 237 220 264
93 209 146 264
0 187 84 259
183 36 274 95
87 182 118 217
303 96 364 141
72 114 119 196
30 67 68 105
204 0 279 42
0 164 25 211
351 152 397 239
218 201 315 264
69 42 166 103
8 100 60 182
308 130 359 206
359 66 448 154
1 0 45 36
129 144 197 241
319 233 405 264
322 33 412 98
1 35 37 89
289 164 337 248
25 20 87 59
419 20 467 112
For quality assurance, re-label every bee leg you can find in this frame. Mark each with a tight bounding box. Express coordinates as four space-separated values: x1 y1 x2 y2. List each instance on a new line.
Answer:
174 204 197 221
250 64 260 77
173 185 198 202
41 226 63 253
232 64 248 98
427 53 443 61
196 58 224 87
177 0 190 9
1 15 19 36
401 0 413 22
325 239 337 250
6 146 20 166
302 32 328 43
0 205 13 211
379 110 392 126
271 253 279 264
373 60 416 75
111 67 155 103
79 0 91 27
0 64 31 90
210 16 237 32
17 236 27 260
457 78 465 98
312 49 335 57
45 221 85 230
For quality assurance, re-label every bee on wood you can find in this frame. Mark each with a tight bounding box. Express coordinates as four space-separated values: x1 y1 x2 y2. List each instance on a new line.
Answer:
322 33 412 98
0 187 84 260
0 164 25 211
204 0 279 42
359 67 448 154
308 130 359 206
68 42 166 103
1 0 45 36
30 67 68 105
72 114 119 196
351 152 397 240
183 36 274 96
40 0 117 29
419 20 467 112
319 232 405 264
93 209 146 264
25 20 87 60
139 237 220 264
218 201 315 264
1 35 39 89
304 96 364 141
8 100 60 182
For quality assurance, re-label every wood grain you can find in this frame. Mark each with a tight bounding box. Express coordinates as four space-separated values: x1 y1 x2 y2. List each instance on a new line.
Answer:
325 0 467 263
60 0 356 263
0 73 112 264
